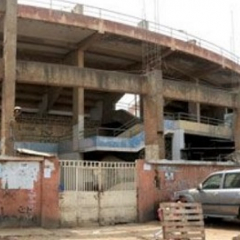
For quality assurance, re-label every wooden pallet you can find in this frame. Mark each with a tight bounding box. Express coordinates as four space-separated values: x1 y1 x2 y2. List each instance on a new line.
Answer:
160 202 205 240
233 236 240 240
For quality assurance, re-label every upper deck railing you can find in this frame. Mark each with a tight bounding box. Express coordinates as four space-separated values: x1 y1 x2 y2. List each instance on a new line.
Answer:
18 0 240 65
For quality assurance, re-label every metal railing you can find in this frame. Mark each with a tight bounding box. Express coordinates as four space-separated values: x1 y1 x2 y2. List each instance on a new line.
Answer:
164 112 225 126
114 118 142 136
80 112 226 140
18 0 240 65
79 126 139 139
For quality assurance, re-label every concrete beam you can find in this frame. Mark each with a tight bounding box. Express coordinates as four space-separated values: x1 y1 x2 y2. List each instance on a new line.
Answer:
77 32 100 51
13 61 236 108
38 87 62 116
163 79 235 108
0 1 6 12
17 5 240 75
16 61 146 94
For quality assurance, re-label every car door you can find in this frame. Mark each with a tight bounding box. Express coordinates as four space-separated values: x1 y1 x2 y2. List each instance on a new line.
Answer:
198 173 223 216
217 172 240 217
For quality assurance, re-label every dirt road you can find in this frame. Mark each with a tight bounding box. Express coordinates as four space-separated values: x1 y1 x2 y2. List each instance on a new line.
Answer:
0 221 239 240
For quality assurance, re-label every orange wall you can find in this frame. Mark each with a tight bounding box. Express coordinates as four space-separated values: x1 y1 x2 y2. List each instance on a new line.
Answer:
136 160 237 222
0 157 59 228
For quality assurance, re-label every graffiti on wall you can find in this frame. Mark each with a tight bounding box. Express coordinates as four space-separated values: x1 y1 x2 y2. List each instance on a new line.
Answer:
1 162 39 190
0 206 38 224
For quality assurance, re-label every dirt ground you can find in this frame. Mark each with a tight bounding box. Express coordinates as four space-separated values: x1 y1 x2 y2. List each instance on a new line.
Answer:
0 221 239 240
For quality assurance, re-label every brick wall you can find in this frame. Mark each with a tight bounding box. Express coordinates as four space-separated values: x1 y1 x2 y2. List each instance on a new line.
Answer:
14 122 71 142
0 156 59 228
136 160 238 222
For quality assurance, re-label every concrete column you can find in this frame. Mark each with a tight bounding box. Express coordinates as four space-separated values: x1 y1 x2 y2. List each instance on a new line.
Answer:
234 89 240 151
143 70 164 160
188 102 200 122
139 95 144 121
172 129 185 160
102 95 114 124
1 0 17 156
72 50 84 158
234 108 240 151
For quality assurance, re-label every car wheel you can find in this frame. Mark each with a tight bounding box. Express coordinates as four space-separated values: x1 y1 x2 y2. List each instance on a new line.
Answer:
176 195 188 203
238 207 240 220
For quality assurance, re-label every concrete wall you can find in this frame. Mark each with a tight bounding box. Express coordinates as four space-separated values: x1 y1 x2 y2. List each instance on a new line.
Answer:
177 120 232 139
14 122 71 142
81 132 145 152
163 80 234 108
136 160 237 222
0 156 59 228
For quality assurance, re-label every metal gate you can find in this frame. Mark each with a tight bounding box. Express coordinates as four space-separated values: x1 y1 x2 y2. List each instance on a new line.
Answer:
59 160 137 227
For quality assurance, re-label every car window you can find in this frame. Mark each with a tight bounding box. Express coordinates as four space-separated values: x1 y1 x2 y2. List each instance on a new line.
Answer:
202 174 222 189
223 172 240 189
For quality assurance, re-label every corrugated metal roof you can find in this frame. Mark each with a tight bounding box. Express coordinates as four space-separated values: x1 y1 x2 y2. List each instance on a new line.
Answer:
17 148 56 157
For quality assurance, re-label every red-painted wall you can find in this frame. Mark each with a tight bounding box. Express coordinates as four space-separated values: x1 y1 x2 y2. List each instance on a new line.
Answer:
0 156 59 228
136 160 238 222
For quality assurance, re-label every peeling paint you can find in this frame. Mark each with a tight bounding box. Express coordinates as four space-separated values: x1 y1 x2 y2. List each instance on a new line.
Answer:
1 162 39 190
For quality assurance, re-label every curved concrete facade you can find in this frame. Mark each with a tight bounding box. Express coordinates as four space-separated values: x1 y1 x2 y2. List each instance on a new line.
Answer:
0 1 238 162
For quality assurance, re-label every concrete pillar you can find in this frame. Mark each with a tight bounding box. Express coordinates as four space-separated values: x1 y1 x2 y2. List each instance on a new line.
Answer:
41 157 60 228
140 95 144 121
143 70 164 160
1 0 17 156
102 95 115 124
234 108 240 151
234 89 240 151
72 50 84 158
172 129 185 160
189 102 200 122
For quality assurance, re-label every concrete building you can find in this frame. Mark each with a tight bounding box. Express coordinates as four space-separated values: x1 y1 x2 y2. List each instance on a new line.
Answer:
1 0 240 227
0 0 239 162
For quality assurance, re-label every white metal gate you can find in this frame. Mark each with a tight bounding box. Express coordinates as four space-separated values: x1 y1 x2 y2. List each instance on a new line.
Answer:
59 160 137 226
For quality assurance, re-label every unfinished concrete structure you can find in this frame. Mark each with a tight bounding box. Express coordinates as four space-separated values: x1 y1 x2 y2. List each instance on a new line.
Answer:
1 0 239 162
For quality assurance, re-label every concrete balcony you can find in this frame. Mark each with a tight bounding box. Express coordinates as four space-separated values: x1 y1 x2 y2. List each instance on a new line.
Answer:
164 112 232 139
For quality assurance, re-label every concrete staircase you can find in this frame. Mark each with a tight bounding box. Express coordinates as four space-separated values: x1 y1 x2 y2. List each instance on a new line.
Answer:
117 123 143 138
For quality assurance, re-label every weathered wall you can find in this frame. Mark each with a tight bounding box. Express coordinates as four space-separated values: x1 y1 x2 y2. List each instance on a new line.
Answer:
0 157 59 228
14 122 71 142
17 5 240 77
177 120 232 139
163 80 234 108
136 160 238 222
0 160 41 227
16 61 145 94
41 157 60 228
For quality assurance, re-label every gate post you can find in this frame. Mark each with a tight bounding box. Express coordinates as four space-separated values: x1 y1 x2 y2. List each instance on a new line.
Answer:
41 157 60 228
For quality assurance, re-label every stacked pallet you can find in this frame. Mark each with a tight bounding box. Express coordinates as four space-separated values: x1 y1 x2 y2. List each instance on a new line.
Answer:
160 202 205 240
233 236 240 240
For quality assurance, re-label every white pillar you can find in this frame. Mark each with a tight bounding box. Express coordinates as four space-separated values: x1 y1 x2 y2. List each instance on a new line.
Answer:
172 129 185 160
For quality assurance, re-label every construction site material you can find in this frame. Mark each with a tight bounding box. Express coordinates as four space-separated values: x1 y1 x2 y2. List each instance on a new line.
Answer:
160 202 205 240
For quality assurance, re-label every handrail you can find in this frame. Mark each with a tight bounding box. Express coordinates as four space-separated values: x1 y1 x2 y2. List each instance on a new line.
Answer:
114 117 141 136
164 112 225 125
80 112 227 139
18 0 240 65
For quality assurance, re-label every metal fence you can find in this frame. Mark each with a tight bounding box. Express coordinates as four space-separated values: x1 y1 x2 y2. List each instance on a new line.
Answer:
60 160 136 192
18 0 240 64
164 112 225 126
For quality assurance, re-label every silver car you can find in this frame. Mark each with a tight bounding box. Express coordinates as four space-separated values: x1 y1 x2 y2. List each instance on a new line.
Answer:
174 169 240 219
